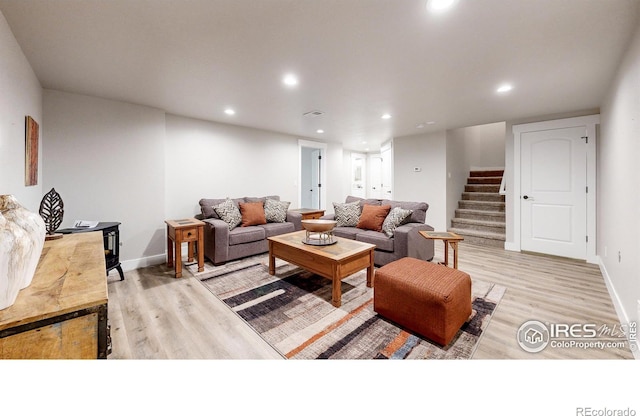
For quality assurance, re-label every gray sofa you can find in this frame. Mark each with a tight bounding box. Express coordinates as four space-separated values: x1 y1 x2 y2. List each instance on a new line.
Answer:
321 196 434 267
196 195 302 265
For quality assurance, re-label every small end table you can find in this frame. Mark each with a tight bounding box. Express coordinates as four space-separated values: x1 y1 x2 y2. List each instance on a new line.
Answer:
419 231 464 269
289 208 325 220
165 218 205 278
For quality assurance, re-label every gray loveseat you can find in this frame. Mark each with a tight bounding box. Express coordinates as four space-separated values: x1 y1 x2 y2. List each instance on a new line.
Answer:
196 195 302 265
321 195 434 267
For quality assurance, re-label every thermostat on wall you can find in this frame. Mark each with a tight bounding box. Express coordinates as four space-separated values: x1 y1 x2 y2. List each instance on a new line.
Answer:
413 167 422 172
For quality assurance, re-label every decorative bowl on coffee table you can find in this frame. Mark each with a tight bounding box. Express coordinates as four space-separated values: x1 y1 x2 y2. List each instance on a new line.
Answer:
301 219 337 246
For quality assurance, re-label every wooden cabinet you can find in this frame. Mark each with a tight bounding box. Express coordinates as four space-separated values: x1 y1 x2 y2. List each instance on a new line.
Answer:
0 232 109 359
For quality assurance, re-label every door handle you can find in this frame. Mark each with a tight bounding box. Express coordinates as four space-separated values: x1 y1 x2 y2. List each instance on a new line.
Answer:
523 195 534 200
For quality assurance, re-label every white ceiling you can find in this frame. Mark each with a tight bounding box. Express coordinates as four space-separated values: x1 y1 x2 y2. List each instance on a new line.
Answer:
1 0 638 151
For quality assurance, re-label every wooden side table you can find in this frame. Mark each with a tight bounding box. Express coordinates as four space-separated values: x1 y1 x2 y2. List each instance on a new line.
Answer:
419 231 464 269
165 218 204 278
289 208 325 220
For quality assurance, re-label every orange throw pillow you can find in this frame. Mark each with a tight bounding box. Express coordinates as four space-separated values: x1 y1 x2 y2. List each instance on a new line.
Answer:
356 204 391 232
239 201 267 227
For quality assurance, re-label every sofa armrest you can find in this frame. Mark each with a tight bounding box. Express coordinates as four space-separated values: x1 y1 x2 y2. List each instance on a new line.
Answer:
320 213 335 220
286 211 303 231
393 222 435 262
202 218 231 265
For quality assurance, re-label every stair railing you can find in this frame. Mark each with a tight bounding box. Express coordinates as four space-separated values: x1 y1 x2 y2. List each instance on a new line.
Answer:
499 174 507 196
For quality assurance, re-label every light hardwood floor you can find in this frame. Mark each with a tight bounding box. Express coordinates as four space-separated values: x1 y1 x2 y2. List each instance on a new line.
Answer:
106 242 635 359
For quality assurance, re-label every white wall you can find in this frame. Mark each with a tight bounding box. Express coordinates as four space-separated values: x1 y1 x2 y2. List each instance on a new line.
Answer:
393 131 447 230
43 90 167 269
598 20 640 339
0 10 43 211
40 100 346 269
165 114 301 218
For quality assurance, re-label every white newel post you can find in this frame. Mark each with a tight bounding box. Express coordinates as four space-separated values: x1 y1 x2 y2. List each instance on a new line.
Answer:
0 195 47 310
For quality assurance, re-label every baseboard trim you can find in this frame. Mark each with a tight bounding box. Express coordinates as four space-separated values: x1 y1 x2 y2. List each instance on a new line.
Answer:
118 254 166 273
597 256 640 360
504 241 519 252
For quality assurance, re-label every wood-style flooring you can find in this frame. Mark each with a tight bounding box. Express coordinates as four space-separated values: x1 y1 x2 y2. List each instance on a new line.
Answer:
106 242 635 359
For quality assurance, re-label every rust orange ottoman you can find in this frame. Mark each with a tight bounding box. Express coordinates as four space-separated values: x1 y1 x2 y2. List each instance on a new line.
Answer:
373 257 472 346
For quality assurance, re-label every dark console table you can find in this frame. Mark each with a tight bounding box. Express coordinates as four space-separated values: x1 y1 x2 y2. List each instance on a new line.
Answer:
59 222 124 280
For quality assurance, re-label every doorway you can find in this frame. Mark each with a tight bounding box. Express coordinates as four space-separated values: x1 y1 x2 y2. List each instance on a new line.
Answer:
350 153 366 198
299 140 326 210
512 115 598 262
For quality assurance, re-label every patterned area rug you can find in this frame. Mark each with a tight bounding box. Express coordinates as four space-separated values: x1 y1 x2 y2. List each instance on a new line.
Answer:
187 255 505 359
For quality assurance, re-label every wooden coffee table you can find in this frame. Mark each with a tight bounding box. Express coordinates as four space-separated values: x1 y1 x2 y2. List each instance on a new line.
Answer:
268 231 375 307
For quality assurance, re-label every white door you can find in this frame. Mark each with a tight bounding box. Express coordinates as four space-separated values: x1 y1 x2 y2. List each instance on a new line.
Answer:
369 155 383 199
308 149 321 209
520 126 587 259
380 145 393 199
300 146 322 209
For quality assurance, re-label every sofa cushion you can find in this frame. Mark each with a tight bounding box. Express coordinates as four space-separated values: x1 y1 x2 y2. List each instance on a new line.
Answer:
381 199 428 224
239 201 267 227
356 230 394 252
214 198 243 230
199 198 225 219
228 226 266 245
200 197 245 219
345 195 382 207
259 222 295 237
333 201 361 227
356 204 391 232
245 195 280 203
332 227 360 240
381 207 413 237
264 198 291 223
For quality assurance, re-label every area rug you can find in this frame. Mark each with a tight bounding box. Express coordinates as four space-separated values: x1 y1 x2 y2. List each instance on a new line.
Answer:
187 255 505 359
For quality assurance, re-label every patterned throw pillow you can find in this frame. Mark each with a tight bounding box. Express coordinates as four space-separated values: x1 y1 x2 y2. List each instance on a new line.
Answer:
381 207 413 237
333 201 361 227
264 199 290 223
213 198 242 230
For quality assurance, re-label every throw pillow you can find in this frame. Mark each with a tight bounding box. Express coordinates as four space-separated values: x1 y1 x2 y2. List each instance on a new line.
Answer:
381 207 413 237
239 201 267 227
264 198 290 223
356 204 391 232
213 198 242 230
333 201 361 227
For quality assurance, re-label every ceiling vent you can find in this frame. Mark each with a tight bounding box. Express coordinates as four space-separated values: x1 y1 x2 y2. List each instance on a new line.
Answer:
303 110 324 117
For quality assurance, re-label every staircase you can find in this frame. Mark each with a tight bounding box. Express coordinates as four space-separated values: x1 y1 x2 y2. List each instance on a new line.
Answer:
449 169 505 248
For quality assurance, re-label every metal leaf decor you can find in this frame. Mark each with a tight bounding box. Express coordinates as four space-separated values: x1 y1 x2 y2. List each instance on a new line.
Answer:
39 188 64 235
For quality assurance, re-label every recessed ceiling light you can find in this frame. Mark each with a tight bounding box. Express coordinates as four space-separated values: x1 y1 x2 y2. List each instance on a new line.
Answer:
381 114 392 120
224 108 235 115
316 129 324 134
416 123 425 129
283 74 298 87
426 121 436 125
427 0 457 12
496 84 513 93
